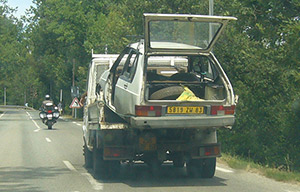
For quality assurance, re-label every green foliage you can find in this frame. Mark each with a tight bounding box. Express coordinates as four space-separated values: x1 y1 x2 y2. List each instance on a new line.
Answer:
215 0 300 171
0 0 43 107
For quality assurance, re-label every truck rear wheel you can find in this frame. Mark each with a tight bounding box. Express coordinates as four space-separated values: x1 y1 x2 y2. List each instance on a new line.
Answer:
93 145 120 179
172 153 185 168
84 143 93 168
186 158 216 178
146 159 162 176
93 146 107 179
201 158 216 178
173 159 185 168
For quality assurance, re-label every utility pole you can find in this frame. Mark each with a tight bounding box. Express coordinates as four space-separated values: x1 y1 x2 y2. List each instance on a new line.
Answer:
72 59 76 118
60 89 63 103
209 0 214 15
209 0 214 46
4 87 6 105
72 59 75 87
24 90 26 105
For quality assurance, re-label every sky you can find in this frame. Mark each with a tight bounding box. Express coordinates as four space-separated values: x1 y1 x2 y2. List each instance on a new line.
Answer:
7 0 34 18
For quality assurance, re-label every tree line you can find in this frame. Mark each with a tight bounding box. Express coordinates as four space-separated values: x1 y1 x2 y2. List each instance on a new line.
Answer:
0 0 299 171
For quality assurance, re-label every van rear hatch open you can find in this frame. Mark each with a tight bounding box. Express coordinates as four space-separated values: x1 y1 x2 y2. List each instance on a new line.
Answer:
144 13 237 55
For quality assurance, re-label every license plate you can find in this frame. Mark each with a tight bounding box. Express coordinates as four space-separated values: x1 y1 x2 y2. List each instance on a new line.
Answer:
139 137 157 151
167 106 204 114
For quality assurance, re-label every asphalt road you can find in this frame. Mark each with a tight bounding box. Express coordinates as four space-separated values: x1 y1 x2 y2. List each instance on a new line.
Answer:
0 107 299 192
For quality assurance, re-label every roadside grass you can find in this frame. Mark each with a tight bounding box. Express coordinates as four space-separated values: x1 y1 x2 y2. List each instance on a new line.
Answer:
220 153 300 184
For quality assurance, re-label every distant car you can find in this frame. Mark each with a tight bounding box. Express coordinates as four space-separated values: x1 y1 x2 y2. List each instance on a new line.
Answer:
83 13 238 179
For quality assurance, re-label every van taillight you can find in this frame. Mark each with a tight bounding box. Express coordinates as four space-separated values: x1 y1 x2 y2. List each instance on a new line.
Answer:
211 105 235 115
135 105 162 117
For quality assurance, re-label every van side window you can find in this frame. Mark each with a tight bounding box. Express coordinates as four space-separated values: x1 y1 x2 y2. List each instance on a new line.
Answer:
120 49 139 82
110 47 130 85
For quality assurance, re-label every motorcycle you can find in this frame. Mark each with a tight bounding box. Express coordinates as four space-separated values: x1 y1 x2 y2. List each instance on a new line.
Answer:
39 103 60 129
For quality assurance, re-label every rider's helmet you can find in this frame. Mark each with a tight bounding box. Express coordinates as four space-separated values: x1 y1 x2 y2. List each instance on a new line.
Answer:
45 94 51 100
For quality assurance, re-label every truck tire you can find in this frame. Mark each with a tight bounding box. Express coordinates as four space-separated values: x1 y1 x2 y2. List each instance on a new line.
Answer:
173 159 185 168
146 159 162 176
186 158 216 178
93 145 108 179
186 159 199 177
172 152 185 168
201 158 216 178
93 144 120 179
84 143 93 168
150 86 184 100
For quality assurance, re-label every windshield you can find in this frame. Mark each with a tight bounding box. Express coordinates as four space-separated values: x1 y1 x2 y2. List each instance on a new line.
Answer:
149 20 222 49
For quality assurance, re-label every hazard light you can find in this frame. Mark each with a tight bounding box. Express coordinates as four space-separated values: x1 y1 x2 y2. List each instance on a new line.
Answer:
135 105 162 117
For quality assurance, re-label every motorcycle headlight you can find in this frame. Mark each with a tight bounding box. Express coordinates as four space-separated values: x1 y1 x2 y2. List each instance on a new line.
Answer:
39 112 47 119
53 112 60 118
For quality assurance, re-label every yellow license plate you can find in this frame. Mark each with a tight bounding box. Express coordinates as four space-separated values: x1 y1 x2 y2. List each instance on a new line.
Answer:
167 106 204 114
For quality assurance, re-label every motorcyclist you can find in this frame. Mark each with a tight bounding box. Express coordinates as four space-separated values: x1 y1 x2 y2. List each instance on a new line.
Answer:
39 94 59 129
41 94 54 110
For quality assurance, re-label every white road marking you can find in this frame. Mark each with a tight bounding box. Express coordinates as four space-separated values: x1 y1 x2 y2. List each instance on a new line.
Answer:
0 182 24 185
45 137 52 142
0 111 5 118
72 121 82 126
82 173 103 191
26 111 41 132
34 128 41 132
63 160 77 172
26 111 31 117
285 190 300 192
216 166 234 173
32 120 41 132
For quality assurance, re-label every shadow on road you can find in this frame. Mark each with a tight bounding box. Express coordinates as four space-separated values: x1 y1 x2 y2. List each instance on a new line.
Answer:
43 128 59 131
92 163 227 188
0 166 69 192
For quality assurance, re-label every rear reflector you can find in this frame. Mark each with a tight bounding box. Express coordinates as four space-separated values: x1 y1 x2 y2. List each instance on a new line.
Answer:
104 147 125 158
211 105 235 115
135 105 162 117
199 145 221 157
